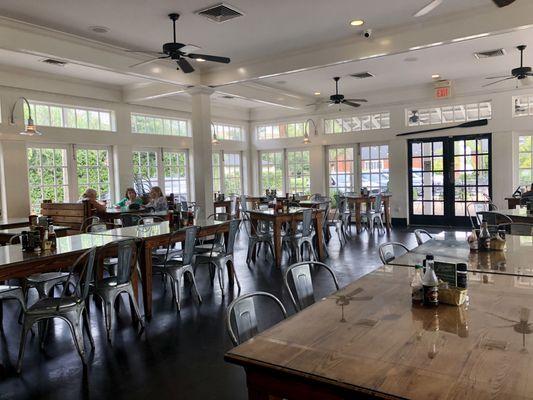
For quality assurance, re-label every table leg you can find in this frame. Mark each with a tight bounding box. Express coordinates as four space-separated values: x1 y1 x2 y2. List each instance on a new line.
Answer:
384 198 392 232
139 243 153 319
273 219 282 269
355 201 362 233
315 211 325 261
250 216 258 263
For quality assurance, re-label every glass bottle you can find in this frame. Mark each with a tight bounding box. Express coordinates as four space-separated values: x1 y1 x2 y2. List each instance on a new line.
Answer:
422 255 439 307
478 221 491 251
411 265 424 305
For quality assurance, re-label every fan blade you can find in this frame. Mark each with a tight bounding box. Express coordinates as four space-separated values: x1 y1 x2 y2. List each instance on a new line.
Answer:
180 44 201 53
177 58 195 73
343 100 361 108
327 102 337 107
492 0 516 7
485 75 513 80
344 98 368 102
187 53 230 64
482 76 516 87
129 56 169 68
414 0 443 17
126 50 166 56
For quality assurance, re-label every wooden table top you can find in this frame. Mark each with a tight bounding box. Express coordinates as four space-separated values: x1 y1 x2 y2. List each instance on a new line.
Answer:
0 218 29 229
249 207 307 216
226 265 533 399
391 231 533 277
0 226 69 236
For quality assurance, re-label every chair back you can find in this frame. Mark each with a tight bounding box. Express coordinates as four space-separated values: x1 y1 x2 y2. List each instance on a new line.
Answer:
379 242 409 264
8 234 23 245
226 291 287 346
181 225 199 266
373 195 382 212
207 213 232 222
301 209 313 237
478 211 513 227
80 216 101 233
466 202 490 228
120 213 142 227
284 261 340 311
59 247 97 308
230 195 238 215
414 229 433 245
180 201 189 212
87 222 108 233
223 219 240 255
240 195 248 213
41 201 93 234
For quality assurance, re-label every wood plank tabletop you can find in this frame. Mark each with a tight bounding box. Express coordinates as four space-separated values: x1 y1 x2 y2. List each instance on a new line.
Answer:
226 265 533 399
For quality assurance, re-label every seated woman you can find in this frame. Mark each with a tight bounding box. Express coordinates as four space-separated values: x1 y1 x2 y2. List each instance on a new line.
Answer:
80 188 106 213
116 187 143 208
146 186 168 212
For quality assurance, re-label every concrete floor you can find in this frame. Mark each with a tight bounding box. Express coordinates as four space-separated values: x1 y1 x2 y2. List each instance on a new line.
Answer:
0 225 442 400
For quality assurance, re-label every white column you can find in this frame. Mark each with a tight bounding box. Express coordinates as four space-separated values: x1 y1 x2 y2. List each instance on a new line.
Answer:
188 87 214 219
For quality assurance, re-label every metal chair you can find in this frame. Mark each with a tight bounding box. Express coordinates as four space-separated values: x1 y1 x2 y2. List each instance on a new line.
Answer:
194 213 231 254
17 247 97 373
414 229 433 245
8 234 23 245
226 291 287 346
242 211 274 265
364 194 385 234
467 202 490 228
153 226 202 311
0 285 26 327
80 216 100 233
325 197 348 247
92 239 144 341
283 261 340 312
378 242 410 264
478 211 513 227
120 213 142 227
86 222 108 233
195 219 241 296
283 209 317 262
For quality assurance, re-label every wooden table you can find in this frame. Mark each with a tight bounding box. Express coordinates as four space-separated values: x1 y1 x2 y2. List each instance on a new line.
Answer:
505 197 522 209
91 220 231 318
0 226 69 245
100 207 168 223
345 194 392 233
498 207 533 224
391 231 533 277
226 265 533 399
0 218 29 230
299 199 330 209
248 208 325 269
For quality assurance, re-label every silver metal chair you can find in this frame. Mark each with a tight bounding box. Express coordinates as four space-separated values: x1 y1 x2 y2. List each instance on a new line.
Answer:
283 261 340 312
153 226 202 311
0 285 26 327
194 213 231 254
80 216 100 233
242 211 274 265
325 197 348 247
414 229 433 245
92 239 144 341
226 291 287 346
86 222 107 233
17 247 97 373
8 234 23 245
120 213 142 227
378 242 410 264
361 194 385 234
478 211 513 227
283 209 317 262
467 202 490 228
195 219 241 296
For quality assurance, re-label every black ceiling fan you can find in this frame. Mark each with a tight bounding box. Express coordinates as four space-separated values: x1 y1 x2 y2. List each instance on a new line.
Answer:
127 13 230 73
483 45 533 87
322 77 367 108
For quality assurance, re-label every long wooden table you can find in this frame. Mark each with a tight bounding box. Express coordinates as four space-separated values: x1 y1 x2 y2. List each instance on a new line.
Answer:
226 265 533 399
0 218 30 230
248 208 325 269
345 194 392 233
91 220 231 318
391 231 533 277
0 225 69 245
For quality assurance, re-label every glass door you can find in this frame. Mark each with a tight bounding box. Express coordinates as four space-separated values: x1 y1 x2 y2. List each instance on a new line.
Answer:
408 134 491 226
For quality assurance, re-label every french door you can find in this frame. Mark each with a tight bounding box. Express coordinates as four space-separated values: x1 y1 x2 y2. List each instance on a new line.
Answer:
408 134 492 226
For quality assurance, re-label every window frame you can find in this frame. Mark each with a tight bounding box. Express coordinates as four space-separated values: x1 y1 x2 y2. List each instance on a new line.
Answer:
517 133 533 188
73 145 115 203
162 149 190 201
259 150 285 193
211 122 245 141
212 150 244 194
131 113 190 137
256 121 306 141
360 143 390 193
286 149 311 195
327 145 357 196
324 112 391 135
405 102 492 127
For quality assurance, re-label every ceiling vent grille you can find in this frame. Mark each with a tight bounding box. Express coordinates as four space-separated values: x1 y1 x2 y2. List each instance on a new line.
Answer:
474 49 506 59
40 58 67 67
350 71 374 79
196 3 244 23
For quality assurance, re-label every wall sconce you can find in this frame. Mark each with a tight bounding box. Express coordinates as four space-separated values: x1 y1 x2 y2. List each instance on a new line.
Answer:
10 97 43 136
303 118 317 144
211 122 220 145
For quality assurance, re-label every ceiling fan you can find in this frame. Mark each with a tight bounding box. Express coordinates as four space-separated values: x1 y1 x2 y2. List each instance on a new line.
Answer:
483 45 533 87
126 13 230 73
312 77 367 108
413 0 515 17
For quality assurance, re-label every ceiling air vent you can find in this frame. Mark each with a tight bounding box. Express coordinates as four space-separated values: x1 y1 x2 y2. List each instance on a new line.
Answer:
196 3 244 23
40 58 67 67
350 71 374 79
474 49 506 59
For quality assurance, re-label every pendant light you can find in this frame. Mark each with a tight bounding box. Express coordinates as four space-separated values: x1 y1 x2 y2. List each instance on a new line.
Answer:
10 97 43 136
303 118 317 144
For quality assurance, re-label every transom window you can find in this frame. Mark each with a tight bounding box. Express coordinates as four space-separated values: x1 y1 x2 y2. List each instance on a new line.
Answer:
75 148 112 201
513 96 533 117
361 145 390 192
406 102 492 127
260 151 284 192
131 113 189 137
256 122 305 140
212 123 244 141
287 150 311 195
27 146 69 213
324 112 390 134
26 101 115 131
163 151 189 200
518 135 532 186
328 147 355 195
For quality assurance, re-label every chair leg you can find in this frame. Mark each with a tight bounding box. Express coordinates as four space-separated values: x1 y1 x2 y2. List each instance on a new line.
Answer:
16 317 33 373
186 270 202 304
227 259 241 291
102 294 115 342
65 311 87 364
126 286 144 327
216 263 225 295
83 308 95 349
173 274 182 311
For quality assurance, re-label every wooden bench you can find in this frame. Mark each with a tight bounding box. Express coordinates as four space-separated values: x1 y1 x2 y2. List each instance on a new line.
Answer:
40 201 93 235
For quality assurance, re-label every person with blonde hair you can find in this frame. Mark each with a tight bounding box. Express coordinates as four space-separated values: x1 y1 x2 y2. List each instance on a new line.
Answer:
146 186 168 212
80 188 106 213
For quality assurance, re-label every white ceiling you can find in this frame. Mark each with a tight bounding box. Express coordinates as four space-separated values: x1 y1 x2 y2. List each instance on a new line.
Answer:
0 0 493 65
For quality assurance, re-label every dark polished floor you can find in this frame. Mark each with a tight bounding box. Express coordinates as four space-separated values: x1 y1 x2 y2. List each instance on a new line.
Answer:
0 225 443 400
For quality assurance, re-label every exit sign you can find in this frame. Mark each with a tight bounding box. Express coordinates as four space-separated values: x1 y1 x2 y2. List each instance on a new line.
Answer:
435 85 451 99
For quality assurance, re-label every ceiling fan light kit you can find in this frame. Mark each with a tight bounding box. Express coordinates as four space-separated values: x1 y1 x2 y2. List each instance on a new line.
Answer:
483 45 533 87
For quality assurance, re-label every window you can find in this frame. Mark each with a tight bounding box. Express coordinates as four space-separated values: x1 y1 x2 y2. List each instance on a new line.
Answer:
518 135 532 186
163 151 189 200
256 121 305 140
76 148 112 201
212 123 244 141
131 113 189 137
25 101 115 131
287 150 311 194
27 147 69 213
361 145 389 192
133 150 158 190
324 112 390 134
260 151 284 192
513 96 533 117
212 152 222 193
212 151 243 194
406 102 491 127
328 147 355 195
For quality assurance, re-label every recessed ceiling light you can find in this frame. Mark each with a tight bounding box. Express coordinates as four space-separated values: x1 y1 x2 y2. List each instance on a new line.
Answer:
196 58 206 62
432 74 440 79
350 19 365 27
314 92 321 96
89 26 109 34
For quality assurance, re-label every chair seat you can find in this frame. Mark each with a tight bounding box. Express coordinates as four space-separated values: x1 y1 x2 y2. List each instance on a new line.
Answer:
0 285 22 294
26 272 70 284
196 252 227 262
27 296 79 313
153 257 185 269
195 243 223 253
103 257 118 265
93 276 131 290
